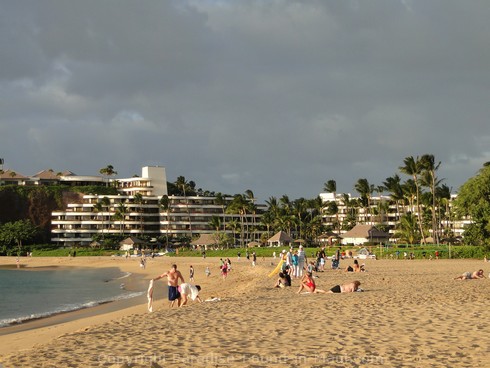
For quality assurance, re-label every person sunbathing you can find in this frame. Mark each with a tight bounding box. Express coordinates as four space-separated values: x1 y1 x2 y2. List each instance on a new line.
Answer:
454 269 485 280
328 280 362 293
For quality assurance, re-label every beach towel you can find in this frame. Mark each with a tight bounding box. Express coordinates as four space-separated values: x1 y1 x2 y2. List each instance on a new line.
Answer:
147 279 154 312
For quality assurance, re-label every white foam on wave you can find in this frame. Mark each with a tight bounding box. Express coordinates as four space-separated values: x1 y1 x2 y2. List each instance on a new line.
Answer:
0 291 144 328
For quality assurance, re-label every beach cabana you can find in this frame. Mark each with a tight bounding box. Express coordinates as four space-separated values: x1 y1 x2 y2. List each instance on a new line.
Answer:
119 236 146 251
318 231 340 246
191 233 219 250
267 231 293 247
340 225 390 245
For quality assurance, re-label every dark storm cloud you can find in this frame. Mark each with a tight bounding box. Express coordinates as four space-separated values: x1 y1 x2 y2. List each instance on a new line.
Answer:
1 0 489 201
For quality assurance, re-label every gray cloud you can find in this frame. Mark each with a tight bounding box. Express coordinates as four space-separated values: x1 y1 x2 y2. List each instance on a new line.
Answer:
1 0 490 201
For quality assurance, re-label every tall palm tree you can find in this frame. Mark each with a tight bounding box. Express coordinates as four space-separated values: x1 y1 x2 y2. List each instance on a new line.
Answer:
215 192 227 233
115 200 128 236
159 195 171 249
383 174 404 228
244 190 256 241
399 156 425 243
92 201 104 239
133 193 144 232
99 165 118 187
420 154 442 244
175 176 192 239
226 219 240 247
323 179 337 198
354 178 373 224
260 211 275 237
209 216 222 244
293 198 307 239
226 194 249 247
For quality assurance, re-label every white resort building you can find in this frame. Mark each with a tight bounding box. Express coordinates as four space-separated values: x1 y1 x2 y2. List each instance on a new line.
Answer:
50 166 262 247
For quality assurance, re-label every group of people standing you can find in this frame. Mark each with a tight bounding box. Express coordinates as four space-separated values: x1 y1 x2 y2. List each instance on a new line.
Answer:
273 245 362 294
280 245 308 279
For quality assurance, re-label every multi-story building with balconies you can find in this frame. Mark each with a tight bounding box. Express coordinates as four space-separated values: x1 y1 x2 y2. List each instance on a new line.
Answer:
51 166 263 247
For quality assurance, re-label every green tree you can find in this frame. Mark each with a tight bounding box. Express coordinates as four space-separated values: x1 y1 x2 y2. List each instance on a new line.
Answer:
354 178 374 224
175 176 193 238
99 165 118 187
453 164 490 246
133 193 144 231
399 156 425 243
420 154 442 244
0 220 38 255
394 213 420 244
215 193 227 233
114 201 128 235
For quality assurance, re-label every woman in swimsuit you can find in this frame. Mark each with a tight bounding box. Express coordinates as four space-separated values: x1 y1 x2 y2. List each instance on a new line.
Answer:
297 272 326 294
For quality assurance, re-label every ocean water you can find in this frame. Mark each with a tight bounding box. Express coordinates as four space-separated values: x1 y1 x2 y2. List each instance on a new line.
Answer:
0 267 142 327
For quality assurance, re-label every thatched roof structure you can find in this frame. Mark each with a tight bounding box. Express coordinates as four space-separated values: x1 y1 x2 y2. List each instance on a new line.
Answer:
267 231 293 247
341 224 390 245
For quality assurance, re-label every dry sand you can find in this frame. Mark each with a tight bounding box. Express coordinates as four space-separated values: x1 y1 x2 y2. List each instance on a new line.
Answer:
0 254 489 367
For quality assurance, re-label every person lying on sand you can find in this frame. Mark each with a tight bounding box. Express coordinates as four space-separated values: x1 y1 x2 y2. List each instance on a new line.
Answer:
454 269 485 280
328 280 362 293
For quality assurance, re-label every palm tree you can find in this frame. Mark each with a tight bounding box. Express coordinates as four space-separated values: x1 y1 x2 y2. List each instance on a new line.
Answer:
215 192 227 233
175 176 192 239
92 201 104 238
133 193 144 232
383 174 404 228
260 211 275 237
226 219 240 246
159 195 171 249
323 179 337 198
226 194 250 247
293 198 307 239
244 190 256 241
420 154 442 244
99 165 118 187
399 156 425 243
209 216 222 245
354 178 373 224
395 213 420 244
115 200 128 236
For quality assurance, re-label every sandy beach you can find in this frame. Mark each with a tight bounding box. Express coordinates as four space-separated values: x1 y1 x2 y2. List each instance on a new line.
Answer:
0 254 489 367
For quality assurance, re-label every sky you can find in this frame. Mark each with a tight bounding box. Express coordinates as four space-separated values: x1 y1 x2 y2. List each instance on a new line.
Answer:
1 0 490 202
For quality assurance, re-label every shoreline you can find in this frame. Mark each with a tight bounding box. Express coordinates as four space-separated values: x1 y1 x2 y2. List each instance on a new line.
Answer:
1 256 490 367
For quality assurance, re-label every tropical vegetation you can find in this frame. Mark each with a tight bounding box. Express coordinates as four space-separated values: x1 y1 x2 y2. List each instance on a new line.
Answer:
2 156 490 256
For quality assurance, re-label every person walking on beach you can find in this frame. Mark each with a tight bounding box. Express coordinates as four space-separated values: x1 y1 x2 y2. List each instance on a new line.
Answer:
152 264 185 307
189 265 195 282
